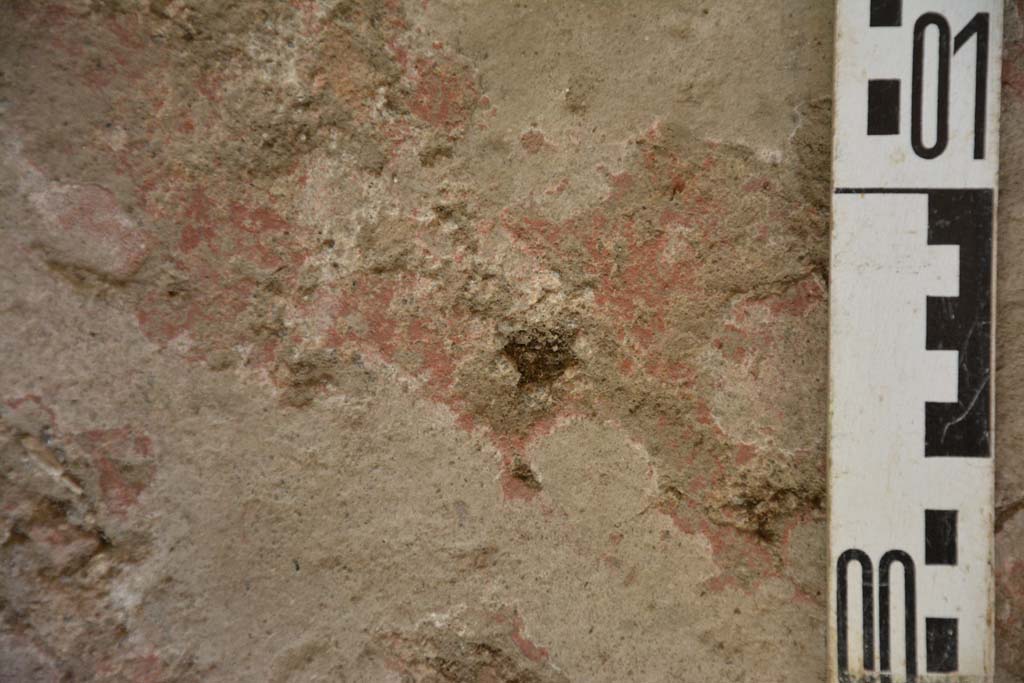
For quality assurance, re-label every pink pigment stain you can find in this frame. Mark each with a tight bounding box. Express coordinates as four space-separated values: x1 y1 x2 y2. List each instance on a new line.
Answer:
498 613 549 663
44 183 153 279
499 465 541 503
519 129 547 155
136 178 309 357
1003 44 1024 100
997 560 1024 640
764 276 825 317
407 56 478 132
76 427 155 515
735 443 757 465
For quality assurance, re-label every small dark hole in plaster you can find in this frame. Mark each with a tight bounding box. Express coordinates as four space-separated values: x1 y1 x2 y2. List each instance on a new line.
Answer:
502 328 577 387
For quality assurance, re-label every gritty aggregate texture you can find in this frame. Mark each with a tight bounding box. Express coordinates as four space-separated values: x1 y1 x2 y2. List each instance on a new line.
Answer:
0 1 1023 681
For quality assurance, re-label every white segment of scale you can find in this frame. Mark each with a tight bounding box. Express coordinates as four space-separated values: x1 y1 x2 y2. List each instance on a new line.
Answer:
829 1 1002 682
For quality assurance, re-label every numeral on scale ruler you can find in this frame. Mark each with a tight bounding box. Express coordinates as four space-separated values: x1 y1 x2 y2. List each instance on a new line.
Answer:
829 1 1002 682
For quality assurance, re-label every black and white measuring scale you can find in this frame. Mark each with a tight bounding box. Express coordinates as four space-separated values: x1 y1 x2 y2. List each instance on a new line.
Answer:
829 1 1003 681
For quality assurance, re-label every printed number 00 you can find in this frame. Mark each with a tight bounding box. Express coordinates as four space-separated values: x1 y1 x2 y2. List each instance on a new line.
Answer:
911 12 990 160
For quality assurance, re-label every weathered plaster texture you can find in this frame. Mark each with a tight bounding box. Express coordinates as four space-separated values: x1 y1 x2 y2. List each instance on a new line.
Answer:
0 1 1021 681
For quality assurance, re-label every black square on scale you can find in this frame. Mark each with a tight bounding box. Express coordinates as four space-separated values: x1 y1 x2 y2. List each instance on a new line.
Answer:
925 509 958 565
926 618 958 673
871 0 901 27
867 79 900 136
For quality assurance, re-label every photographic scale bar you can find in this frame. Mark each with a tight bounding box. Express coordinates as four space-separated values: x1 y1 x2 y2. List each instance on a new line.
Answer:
829 1 1002 682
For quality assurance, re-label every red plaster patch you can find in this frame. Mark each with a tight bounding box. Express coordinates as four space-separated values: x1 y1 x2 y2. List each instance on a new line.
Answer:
94 650 168 683
407 55 479 132
1003 45 1024 100
742 176 773 193
75 427 155 515
32 183 151 280
519 129 547 154
135 183 307 358
26 519 101 571
997 559 1024 631
500 466 541 502
764 277 825 318
544 177 570 195
492 612 549 663
735 443 757 465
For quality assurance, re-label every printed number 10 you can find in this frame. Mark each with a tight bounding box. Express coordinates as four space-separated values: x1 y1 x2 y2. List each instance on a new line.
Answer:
911 12 989 160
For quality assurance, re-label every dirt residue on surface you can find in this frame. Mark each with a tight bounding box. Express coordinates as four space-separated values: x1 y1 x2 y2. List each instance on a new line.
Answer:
364 611 569 683
503 328 577 387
